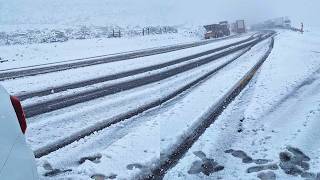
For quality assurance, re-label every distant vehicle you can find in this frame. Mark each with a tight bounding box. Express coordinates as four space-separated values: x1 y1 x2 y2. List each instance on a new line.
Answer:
235 20 246 33
204 21 230 39
0 85 38 180
231 22 237 33
251 17 291 30
284 19 291 28
272 17 291 28
219 21 231 36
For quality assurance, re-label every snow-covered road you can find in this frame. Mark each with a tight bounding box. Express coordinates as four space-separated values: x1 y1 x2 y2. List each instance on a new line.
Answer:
28 35 274 179
1 34 253 95
27 49 245 150
2 28 318 180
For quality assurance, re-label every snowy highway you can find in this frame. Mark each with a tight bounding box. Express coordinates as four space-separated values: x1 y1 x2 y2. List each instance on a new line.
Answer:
23 33 272 150
0 33 253 81
23 37 262 118
1 1 320 180
2 28 320 180
1 29 275 178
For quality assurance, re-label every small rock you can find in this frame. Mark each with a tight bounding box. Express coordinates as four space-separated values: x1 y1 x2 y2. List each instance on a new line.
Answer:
126 163 145 170
224 149 234 153
91 174 106 180
279 152 291 162
254 159 271 165
279 162 303 176
43 161 53 171
231 150 248 158
107 173 117 179
287 146 310 161
257 171 276 180
44 169 72 177
213 165 224 172
243 157 253 163
301 172 316 178
188 153 224 176
230 150 253 164
299 161 310 171
247 164 278 173
201 159 218 176
79 154 102 164
193 151 207 160
188 160 202 174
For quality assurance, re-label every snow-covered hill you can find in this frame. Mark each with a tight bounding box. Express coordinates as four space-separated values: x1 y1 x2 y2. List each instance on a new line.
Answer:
0 0 208 46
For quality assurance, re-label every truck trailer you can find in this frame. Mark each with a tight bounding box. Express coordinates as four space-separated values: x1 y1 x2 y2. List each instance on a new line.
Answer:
203 21 230 39
235 20 246 33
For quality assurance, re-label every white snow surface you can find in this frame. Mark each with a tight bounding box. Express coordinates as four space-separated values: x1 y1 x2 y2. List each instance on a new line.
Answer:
2 28 319 180
32 38 271 179
27 49 244 150
31 48 247 179
165 30 320 179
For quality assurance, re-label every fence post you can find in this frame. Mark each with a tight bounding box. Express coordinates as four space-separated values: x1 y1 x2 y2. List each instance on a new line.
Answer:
143 28 145 36
112 29 115 37
119 30 121 37
6 35 9 45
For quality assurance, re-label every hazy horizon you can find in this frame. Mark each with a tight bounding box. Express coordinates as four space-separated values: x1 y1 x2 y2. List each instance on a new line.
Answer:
0 0 319 28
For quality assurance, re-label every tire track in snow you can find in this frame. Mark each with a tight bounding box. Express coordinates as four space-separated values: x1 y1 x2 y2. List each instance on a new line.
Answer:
0 34 248 81
33 43 256 159
17 37 256 101
141 34 275 180
24 38 262 118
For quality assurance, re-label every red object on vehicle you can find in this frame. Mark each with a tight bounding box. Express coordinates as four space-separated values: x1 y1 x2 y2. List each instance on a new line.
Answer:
10 96 27 134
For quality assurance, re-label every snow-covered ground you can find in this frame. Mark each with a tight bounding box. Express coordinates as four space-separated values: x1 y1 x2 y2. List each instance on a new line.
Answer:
32 37 270 180
1 26 319 180
2 0 320 180
165 29 320 179
0 33 200 70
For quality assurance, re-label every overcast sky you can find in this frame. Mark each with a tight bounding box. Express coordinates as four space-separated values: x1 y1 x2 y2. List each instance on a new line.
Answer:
166 0 320 27
1 0 319 28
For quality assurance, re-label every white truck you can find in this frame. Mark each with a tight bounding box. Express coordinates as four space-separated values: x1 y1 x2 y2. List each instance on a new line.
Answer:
0 85 39 180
